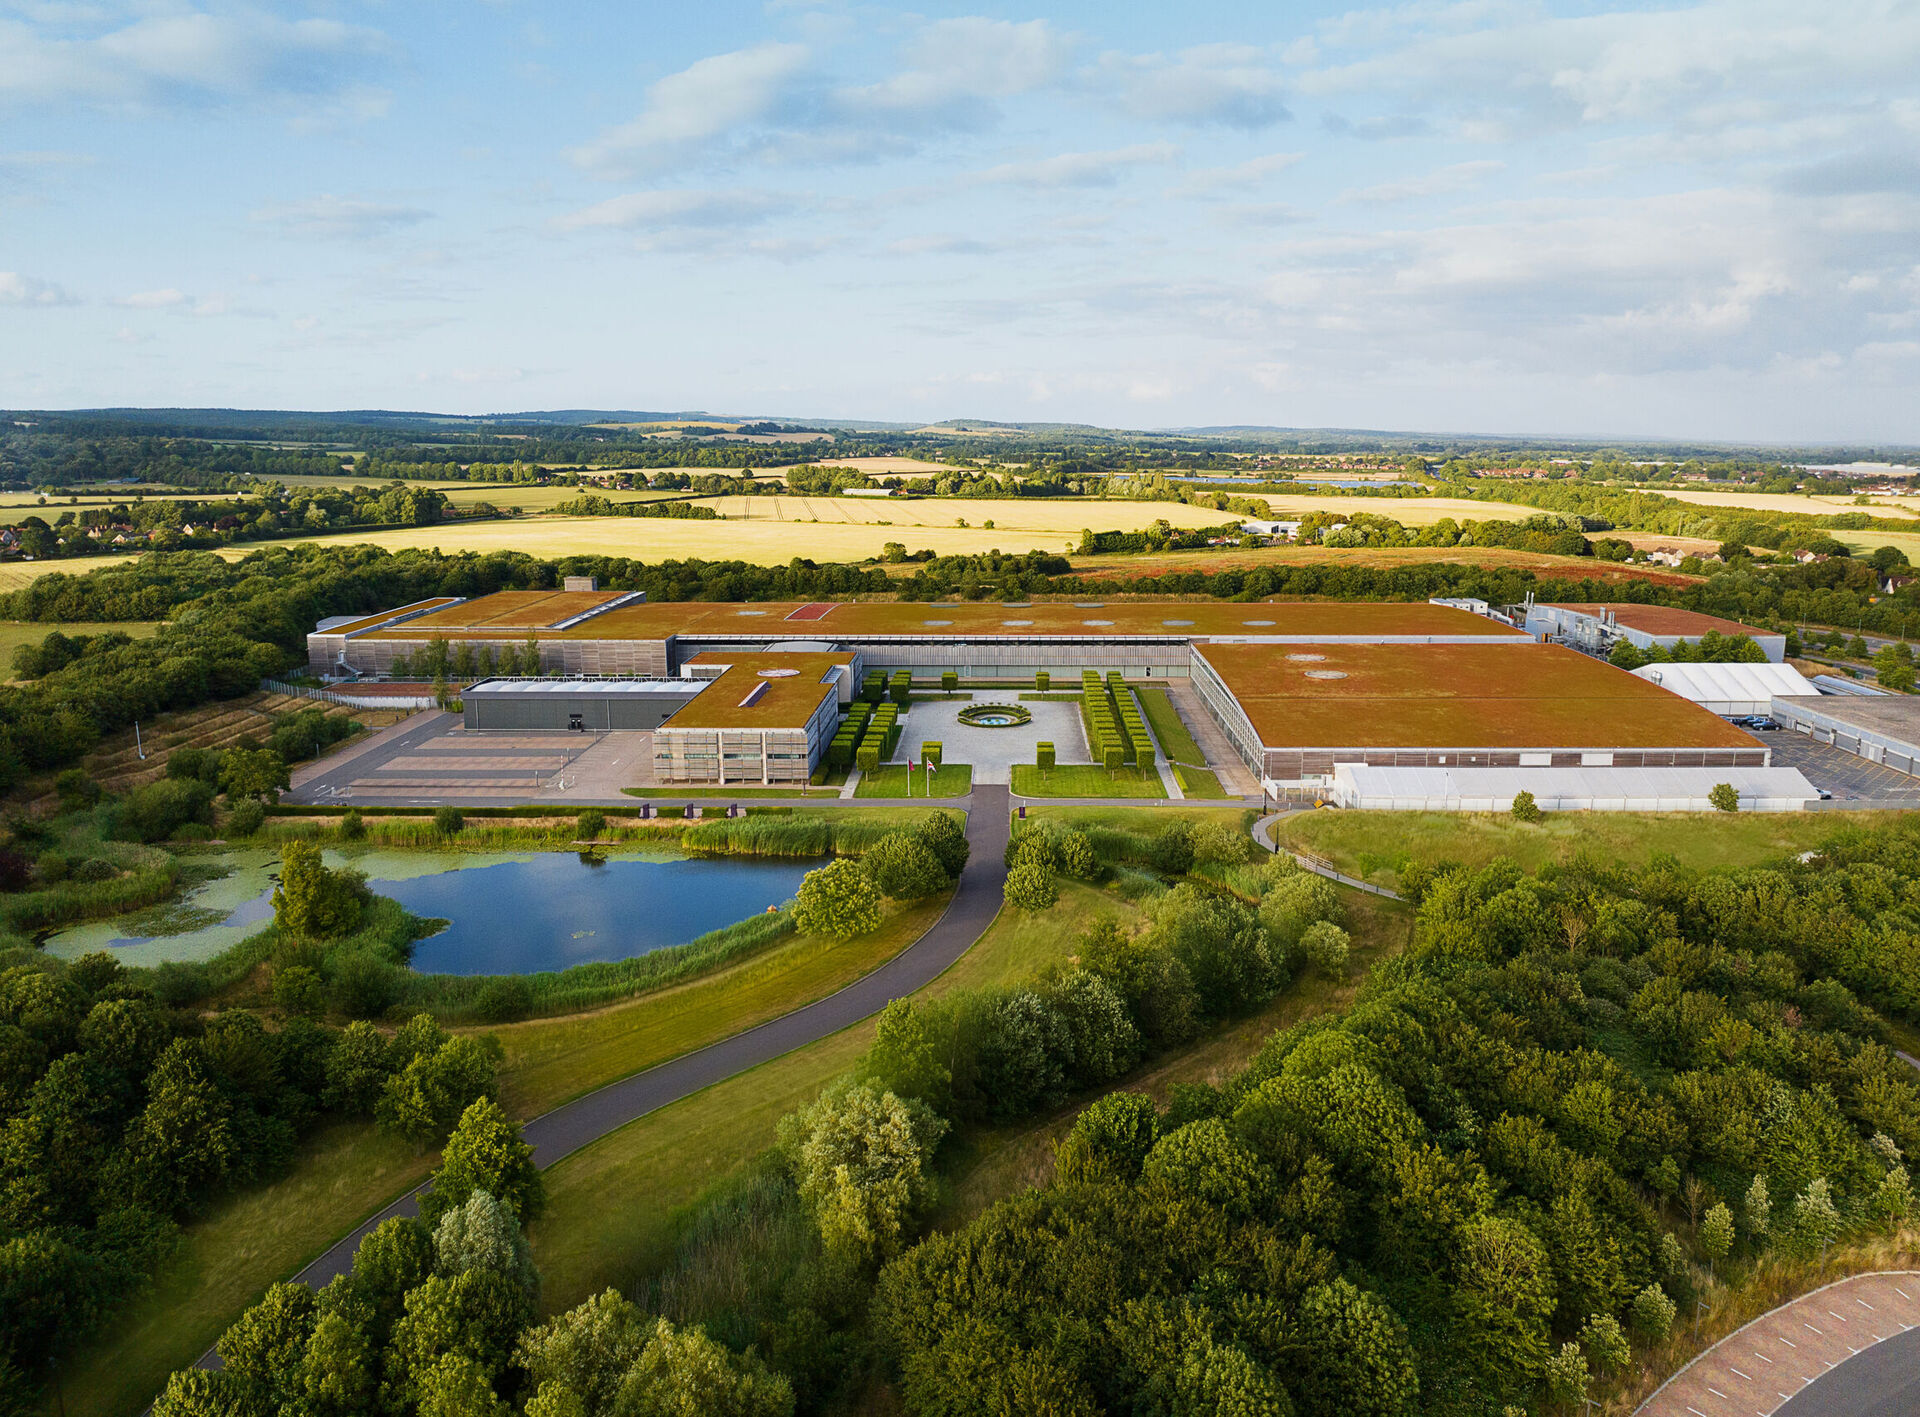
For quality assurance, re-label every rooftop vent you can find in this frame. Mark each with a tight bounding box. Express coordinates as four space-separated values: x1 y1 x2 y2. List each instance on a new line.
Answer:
563 576 598 592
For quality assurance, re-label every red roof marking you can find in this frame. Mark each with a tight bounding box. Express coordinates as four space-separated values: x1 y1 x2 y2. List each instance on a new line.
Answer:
784 603 837 621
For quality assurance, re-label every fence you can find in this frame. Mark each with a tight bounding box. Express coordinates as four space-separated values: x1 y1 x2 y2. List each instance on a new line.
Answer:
261 679 439 711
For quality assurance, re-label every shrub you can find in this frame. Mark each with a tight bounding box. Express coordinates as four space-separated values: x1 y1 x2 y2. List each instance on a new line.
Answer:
1036 741 1055 770
340 809 366 841
331 953 402 1019
1035 670 1050 691
55 768 101 810
856 745 880 774
862 833 949 901
225 799 266 838
1299 920 1351 975
434 805 465 836
576 810 607 841
1709 782 1739 813
779 1083 946 1264
1005 860 1058 910
911 812 969 877
114 778 214 843
1510 789 1542 822
920 741 942 769
475 976 534 1023
1148 821 1194 874
0 847 31 893
1191 820 1255 865
1055 1092 1160 1184
273 964 325 1017
793 858 884 939
940 670 957 692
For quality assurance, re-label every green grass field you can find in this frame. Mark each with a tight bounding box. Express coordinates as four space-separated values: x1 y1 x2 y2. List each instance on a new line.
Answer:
527 878 1133 1311
1269 809 1906 892
854 763 972 798
1011 763 1167 798
53 890 954 1417
0 619 158 677
1172 763 1231 798
1132 684 1205 765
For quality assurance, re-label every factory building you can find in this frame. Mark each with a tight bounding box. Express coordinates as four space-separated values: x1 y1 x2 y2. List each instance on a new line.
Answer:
312 590 1803 801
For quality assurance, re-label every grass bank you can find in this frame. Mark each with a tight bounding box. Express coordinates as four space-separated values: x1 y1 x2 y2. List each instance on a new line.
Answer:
527 880 1132 1311
1172 764 1231 798
853 763 972 798
1268 808 1903 891
1011 763 1167 798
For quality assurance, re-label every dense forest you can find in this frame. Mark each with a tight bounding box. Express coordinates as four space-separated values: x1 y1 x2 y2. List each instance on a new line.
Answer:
121 814 1920 1416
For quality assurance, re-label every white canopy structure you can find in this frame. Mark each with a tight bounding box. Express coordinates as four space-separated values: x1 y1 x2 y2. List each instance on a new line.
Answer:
1630 661 1818 716
1328 763 1818 812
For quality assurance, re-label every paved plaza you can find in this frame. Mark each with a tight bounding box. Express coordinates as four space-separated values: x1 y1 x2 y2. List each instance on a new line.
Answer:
883 697 1089 785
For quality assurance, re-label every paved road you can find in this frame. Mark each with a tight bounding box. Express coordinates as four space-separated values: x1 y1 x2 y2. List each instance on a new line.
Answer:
1776 1324 1920 1417
184 786 1010 1380
1637 1272 1920 1417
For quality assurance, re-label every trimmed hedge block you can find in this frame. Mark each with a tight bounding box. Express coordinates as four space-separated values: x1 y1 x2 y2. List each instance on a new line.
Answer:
1037 742 1055 769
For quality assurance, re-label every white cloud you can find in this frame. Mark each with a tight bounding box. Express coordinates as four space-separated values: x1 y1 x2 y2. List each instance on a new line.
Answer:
556 187 794 231
0 271 77 306
568 43 811 178
1340 159 1505 204
1172 151 1304 197
251 195 432 240
846 18 1073 114
1095 43 1291 128
974 143 1179 189
111 287 238 316
0 8 392 110
113 287 185 309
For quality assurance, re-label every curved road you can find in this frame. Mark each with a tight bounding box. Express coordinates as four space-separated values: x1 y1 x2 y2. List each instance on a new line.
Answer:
1777 1324 1920 1417
188 787 1010 1372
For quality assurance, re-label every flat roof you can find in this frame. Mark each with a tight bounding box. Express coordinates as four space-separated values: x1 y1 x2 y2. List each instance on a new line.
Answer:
661 651 851 730
388 589 628 631
357 595 1527 644
1198 641 1757 750
323 598 463 635
1545 603 1774 639
1777 695 1920 743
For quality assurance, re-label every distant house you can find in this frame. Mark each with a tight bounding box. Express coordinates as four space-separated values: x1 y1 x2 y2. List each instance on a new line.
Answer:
1883 574 1917 593
1239 520 1301 539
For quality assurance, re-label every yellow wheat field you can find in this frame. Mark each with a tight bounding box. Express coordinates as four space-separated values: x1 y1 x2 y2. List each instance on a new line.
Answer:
1655 488 1920 520
696 495 1233 531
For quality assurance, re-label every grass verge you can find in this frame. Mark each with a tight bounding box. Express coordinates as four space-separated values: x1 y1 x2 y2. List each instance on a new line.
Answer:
1269 808 1903 890
1011 763 1167 798
1132 684 1206 764
526 880 1131 1311
1172 764 1231 798
853 763 972 798
53 1124 433 1417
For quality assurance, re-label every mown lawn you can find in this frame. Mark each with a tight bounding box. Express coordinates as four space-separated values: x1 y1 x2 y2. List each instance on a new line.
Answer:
54 892 954 1417
1269 808 1905 891
1011 763 1167 798
1132 684 1205 764
527 880 1131 1311
853 763 972 798
1172 764 1231 798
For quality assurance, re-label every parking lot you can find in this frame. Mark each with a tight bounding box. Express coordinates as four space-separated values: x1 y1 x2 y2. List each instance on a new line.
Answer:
1762 729 1920 801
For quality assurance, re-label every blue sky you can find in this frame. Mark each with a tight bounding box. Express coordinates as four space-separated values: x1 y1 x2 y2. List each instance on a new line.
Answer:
3 1 1917 442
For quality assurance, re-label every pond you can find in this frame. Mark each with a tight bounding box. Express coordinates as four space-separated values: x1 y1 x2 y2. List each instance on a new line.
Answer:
42 849 819 976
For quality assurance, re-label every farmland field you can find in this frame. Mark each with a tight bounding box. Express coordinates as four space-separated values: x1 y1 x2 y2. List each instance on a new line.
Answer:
301 498 1242 564
0 553 148 589
698 493 1232 531
1065 543 1699 585
1654 487 1920 520
1229 493 1537 525
0 619 158 674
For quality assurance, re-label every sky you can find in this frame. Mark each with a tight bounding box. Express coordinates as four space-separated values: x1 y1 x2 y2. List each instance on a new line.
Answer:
2 1 1918 444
